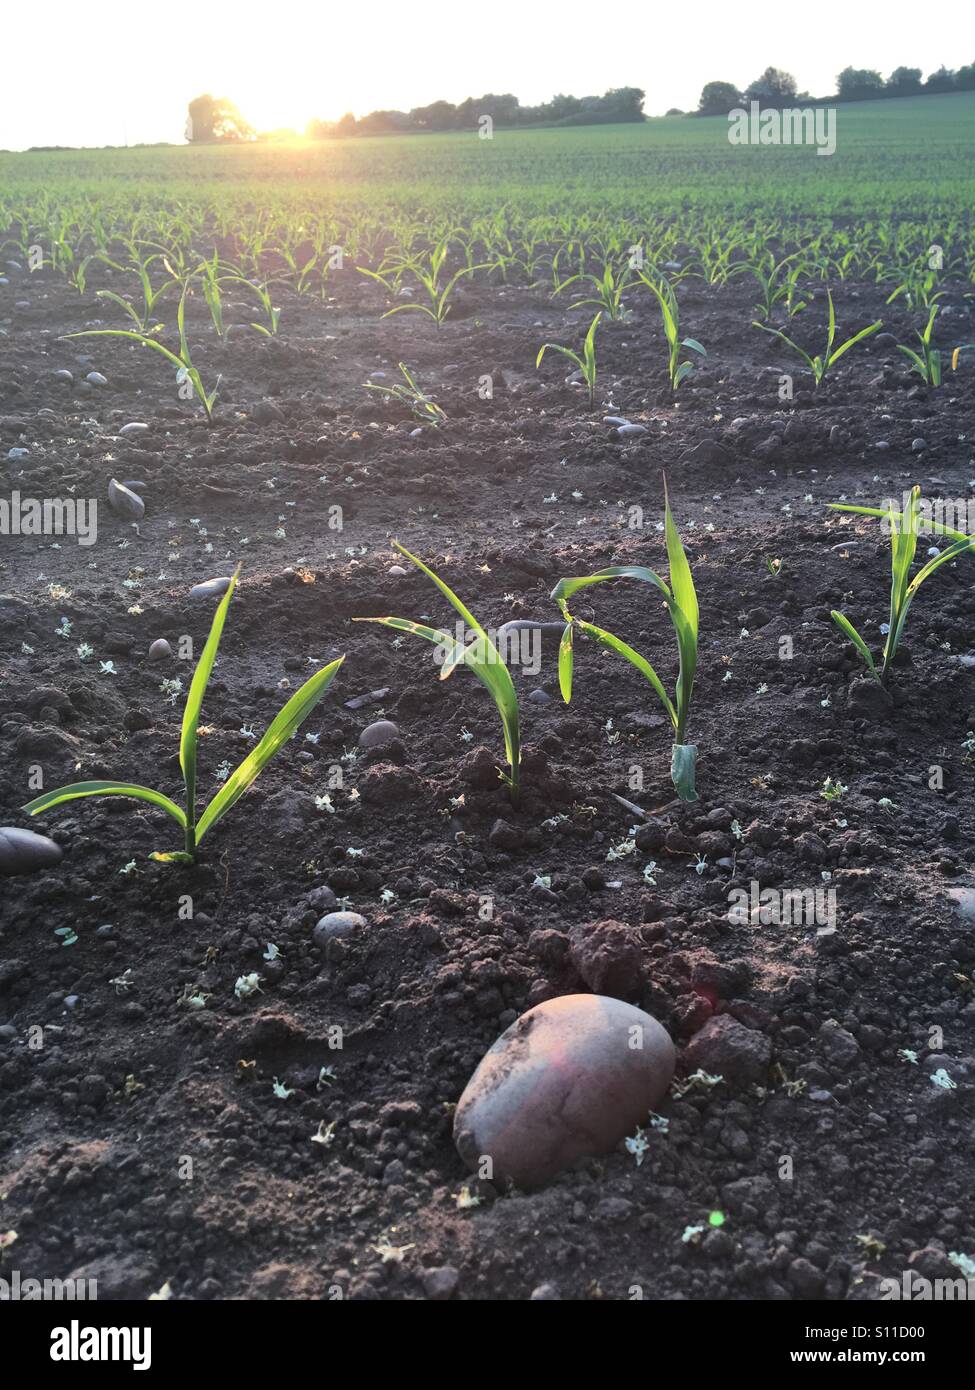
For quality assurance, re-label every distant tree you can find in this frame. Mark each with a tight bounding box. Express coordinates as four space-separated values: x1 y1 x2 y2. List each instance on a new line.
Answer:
697 80 741 115
476 93 522 125
185 94 253 143
744 67 797 107
335 112 357 136
357 109 412 135
546 92 584 122
924 65 956 92
885 66 923 95
600 87 646 121
837 66 884 100
665 108 685 116
409 100 459 131
956 60 975 91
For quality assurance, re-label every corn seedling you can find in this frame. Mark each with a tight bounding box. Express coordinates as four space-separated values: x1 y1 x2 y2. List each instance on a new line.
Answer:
553 262 633 320
536 311 601 407
886 268 944 311
636 271 705 389
96 253 177 333
364 363 446 426
383 243 486 327
64 282 221 423
197 254 227 338
226 274 281 336
752 289 881 387
354 542 521 803
552 482 700 801
24 570 345 862
898 306 943 386
829 486 975 688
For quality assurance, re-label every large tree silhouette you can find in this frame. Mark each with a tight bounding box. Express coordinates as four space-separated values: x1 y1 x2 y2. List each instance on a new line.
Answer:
186 94 254 143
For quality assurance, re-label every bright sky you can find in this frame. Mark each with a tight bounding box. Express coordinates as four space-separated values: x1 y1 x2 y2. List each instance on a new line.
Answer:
2 0 970 149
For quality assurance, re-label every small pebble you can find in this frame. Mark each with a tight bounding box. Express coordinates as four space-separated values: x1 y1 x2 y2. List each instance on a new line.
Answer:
359 720 399 750
190 577 233 600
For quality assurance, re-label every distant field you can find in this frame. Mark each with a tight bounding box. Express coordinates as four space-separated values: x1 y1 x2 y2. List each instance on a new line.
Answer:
2 91 974 225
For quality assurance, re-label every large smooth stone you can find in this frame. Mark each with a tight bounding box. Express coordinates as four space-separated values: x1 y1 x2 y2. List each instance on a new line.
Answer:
190 577 232 600
0 827 63 876
358 719 399 750
312 911 365 945
453 994 675 1188
107 477 145 520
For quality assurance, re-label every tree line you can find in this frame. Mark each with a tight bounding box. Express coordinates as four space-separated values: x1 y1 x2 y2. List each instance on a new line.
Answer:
185 63 975 146
186 89 646 144
697 62 975 115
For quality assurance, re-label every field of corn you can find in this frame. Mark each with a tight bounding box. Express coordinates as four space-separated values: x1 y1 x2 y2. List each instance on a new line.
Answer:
1 91 974 1303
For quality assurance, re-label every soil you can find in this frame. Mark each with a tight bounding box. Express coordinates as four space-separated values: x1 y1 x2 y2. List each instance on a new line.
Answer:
1 257 974 1302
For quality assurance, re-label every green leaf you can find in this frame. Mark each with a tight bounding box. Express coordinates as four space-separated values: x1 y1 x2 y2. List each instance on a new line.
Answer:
391 541 485 638
830 610 878 679
576 620 677 728
196 655 344 842
829 502 968 543
24 781 187 826
181 568 240 828
558 621 574 703
828 320 882 367
551 564 671 607
671 744 699 803
356 564 521 800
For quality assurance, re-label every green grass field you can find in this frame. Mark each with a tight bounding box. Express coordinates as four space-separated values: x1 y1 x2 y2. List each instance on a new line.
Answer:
2 91 974 225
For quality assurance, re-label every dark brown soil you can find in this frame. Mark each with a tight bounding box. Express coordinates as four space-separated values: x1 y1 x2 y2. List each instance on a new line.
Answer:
1 260 974 1302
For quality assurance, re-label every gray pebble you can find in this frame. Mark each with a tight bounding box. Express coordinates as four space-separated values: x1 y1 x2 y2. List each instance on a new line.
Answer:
359 719 399 750
313 911 365 946
107 477 144 520
190 577 233 600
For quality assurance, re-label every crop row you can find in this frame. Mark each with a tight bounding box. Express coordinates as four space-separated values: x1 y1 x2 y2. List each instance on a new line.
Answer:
21 488 972 865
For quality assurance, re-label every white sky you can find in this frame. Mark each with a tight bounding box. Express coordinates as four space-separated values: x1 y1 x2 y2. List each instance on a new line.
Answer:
2 0 970 149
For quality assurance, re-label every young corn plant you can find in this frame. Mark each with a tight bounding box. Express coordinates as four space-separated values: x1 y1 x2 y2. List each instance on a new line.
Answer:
23 570 345 863
363 363 446 426
64 282 221 423
536 311 601 408
829 486 975 689
383 244 485 327
752 289 881 387
898 306 942 386
353 542 521 803
553 262 633 320
552 484 700 801
197 254 228 338
227 275 281 336
636 271 705 389
96 253 177 332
